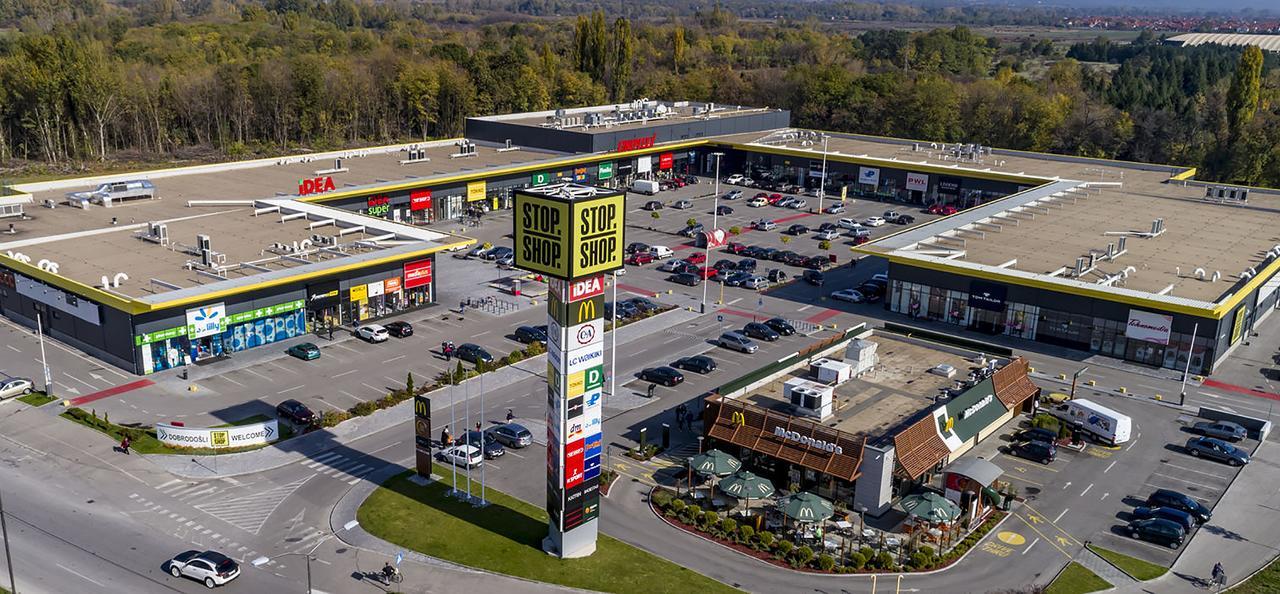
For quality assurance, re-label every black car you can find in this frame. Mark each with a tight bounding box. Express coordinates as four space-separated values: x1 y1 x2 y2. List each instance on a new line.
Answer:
606 301 639 319
626 297 661 313
626 242 651 255
742 322 780 341
787 224 809 236
490 423 533 448
668 272 701 286
383 321 413 338
673 355 717 374
1146 489 1212 523
817 222 839 232
758 247 780 261
276 399 316 426
767 269 788 283
485 246 513 261
639 366 685 386
1131 506 1196 531
513 325 548 344
802 256 829 270
770 250 793 263
741 246 766 259
764 318 796 336
1127 518 1185 549
713 259 738 272
723 271 753 287
802 270 825 286
736 258 758 272
1013 427 1058 443
856 283 885 302
891 214 916 225
458 430 505 459
681 224 705 237
716 205 733 215
644 200 663 211
455 343 494 364
1010 440 1056 464
784 252 808 266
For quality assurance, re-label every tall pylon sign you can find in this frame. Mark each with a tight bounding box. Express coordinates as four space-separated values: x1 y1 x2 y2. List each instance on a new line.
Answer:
513 183 624 558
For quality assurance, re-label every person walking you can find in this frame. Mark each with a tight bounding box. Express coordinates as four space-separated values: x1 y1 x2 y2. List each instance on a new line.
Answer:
443 341 452 362
441 425 452 447
1212 562 1226 591
120 435 131 455
506 408 515 423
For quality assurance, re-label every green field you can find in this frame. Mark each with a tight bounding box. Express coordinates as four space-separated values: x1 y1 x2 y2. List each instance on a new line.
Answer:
1232 554 1280 593
1087 544 1169 581
1046 562 1111 594
358 469 742 594
16 391 57 407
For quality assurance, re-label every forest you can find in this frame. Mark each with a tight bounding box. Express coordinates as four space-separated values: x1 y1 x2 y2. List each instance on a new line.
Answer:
0 0 1278 187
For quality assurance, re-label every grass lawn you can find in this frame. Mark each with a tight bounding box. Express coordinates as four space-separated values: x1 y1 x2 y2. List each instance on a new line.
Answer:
1088 544 1169 581
17 391 57 407
358 468 742 594
61 408 292 455
1046 562 1111 594
1235 554 1280 593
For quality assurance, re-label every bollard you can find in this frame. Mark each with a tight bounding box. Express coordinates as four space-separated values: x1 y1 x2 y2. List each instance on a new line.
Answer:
1155 394 1163 401
188 384 198 392
62 400 70 407
1057 373 1067 380
1117 387 1127 394
1029 367 1036 373
1087 380 1096 386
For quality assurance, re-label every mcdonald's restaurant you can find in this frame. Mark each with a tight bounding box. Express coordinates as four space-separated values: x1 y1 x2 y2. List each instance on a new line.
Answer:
702 331 1039 517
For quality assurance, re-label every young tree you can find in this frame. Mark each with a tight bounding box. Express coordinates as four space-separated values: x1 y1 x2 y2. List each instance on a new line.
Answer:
608 17 634 101
1226 45 1263 139
673 25 687 75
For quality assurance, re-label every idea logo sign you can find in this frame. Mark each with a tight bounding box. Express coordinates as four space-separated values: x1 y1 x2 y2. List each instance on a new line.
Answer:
298 176 336 195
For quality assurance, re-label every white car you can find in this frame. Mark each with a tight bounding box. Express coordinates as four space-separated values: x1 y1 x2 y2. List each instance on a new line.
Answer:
872 273 889 284
356 324 389 342
825 204 846 214
657 259 684 272
883 210 901 219
788 199 808 210
864 216 887 227
805 187 822 197
837 218 862 230
725 174 745 185
438 444 484 468
167 550 241 588
671 200 693 209
831 289 865 303
815 229 840 241
0 377 34 400
747 197 768 207
753 219 777 231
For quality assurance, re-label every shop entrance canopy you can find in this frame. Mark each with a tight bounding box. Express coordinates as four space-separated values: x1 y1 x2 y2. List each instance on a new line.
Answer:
946 457 1003 487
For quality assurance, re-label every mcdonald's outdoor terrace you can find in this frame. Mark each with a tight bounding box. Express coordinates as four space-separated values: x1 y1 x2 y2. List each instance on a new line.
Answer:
693 328 1038 556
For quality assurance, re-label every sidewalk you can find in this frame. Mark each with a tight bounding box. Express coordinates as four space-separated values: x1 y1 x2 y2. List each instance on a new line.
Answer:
1112 438 1280 594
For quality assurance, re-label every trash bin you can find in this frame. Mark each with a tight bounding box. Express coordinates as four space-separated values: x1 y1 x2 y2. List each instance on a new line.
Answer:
512 279 521 297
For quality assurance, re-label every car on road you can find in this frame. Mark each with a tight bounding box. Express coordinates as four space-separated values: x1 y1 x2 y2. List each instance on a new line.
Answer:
725 242 748 255
927 204 959 215
639 366 685 386
513 325 548 344
815 229 840 241
668 272 701 286
1145 489 1212 523
490 423 533 448
455 343 494 365
1009 440 1057 464
1131 506 1196 531
787 224 809 236
723 271 753 287
830 288 864 303
742 322 780 342
1127 518 1185 549
753 219 776 231
802 269 825 286
716 205 734 216
723 190 744 200
276 399 316 427
717 331 759 354
825 204 845 214
671 200 693 210
1185 436 1250 465
437 444 484 468
644 200 664 211
167 550 241 589
383 321 413 338
459 430 505 459
1012 427 1058 443
285 343 320 361
764 318 796 336
626 251 655 265
863 216 886 227
1192 420 1247 442
673 355 717 374
355 324 389 343
747 196 768 207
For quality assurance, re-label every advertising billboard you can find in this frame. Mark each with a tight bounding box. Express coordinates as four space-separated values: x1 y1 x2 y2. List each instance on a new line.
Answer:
1126 309 1173 345
414 396 432 478
514 190 625 281
858 167 880 186
905 172 929 192
185 303 226 339
404 259 433 289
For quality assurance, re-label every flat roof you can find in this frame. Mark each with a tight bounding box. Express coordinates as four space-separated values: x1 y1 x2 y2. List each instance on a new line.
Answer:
738 334 979 439
472 100 779 135
720 130 1280 304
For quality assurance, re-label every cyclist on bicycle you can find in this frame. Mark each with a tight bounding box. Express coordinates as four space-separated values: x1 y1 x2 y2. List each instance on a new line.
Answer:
382 562 400 583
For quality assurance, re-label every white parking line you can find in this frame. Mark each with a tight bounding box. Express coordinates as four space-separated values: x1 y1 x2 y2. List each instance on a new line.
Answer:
1126 433 1141 451
1054 508 1069 522
1161 461 1234 480
243 368 272 381
385 355 406 363
1080 484 1093 497
221 375 244 387
333 369 357 378
1104 460 1117 473
57 563 106 587
277 385 304 395
1022 537 1039 555
5 344 20 352
1148 473 1223 492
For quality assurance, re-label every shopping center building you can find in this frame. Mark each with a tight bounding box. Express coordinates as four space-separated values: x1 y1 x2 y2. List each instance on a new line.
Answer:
2 98 1276 375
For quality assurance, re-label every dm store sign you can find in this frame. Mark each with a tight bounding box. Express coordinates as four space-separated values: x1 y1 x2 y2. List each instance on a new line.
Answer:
186 303 227 339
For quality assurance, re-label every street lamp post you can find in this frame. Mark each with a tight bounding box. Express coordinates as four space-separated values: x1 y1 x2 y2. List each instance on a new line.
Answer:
1069 366 1089 400
252 520 359 594
36 312 51 396
818 134 830 214
700 152 725 313
1180 322 1199 406
1 490 16 594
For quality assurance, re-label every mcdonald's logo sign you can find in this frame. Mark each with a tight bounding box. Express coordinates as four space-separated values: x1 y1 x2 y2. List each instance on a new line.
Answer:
414 395 431 420
576 299 597 323
730 411 746 427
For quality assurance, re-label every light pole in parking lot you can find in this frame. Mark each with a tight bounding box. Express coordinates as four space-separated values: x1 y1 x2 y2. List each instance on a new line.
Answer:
36 312 52 396
1 489 16 594
252 520 359 594
1180 322 1199 406
818 133 830 214
700 152 725 313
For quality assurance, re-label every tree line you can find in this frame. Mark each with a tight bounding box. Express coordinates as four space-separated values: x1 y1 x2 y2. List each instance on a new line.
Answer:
0 1 1276 187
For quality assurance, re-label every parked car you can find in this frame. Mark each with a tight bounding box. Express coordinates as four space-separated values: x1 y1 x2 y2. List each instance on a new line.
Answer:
725 174 745 185
486 246 514 261
1185 436 1250 465
802 270 825 286
680 223 705 237
736 258 758 272
276 399 316 426
626 242 651 254
831 288 864 303
766 269 788 283
927 204 959 215
668 272 701 286
1145 489 1212 523
462 245 491 259
673 355 717 374
657 259 685 273
777 197 798 208
437 444 484 468
685 252 707 265
643 200 664 211
767 193 784 204
1131 506 1196 531
167 550 240 588
723 272 753 287
513 325 548 344
458 430 505 459
815 229 840 241
742 322 780 342
639 366 685 386
883 210 901 220
825 204 846 214
490 423 533 448
802 256 830 270
671 200 693 210
747 196 768 207
891 214 916 225
717 331 759 354
1010 440 1057 464
743 276 770 291
1192 420 1247 441
455 343 494 364
788 199 808 210
856 282 886 302
626 251 655 265
716 205 734 215
764 318 796 336
649 246 674 259
1012 427 1058 443
863 216 886 227
285 343 320 361
724 242 748 255
606 301 639 320
383 321 413 338
355 324 389 343
713 259 739 272
626 297 661 313
1127 518 1185 549
838 218 863 230
787 224 810 236
753 219 776 231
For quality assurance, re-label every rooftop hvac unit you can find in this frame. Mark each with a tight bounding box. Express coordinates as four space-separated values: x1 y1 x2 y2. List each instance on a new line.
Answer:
783 378 834 421
810 358 853 385
845 340 878 376
197 234 211 252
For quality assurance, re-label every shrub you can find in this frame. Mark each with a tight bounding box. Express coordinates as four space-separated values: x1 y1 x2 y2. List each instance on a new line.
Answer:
698 510 718 530
738 525 754 545
818 240 831 251
686 218 698 227
651 488 674 509
669 498 686 514
729 226 742 235
789 545 814 568
681 504 702 524
874 552 896 570
1057 422 1071 439
319 410 350 427
775 539 794 557
719 518 738 540
405 372 415 394
919 545 935 558
505 350 526 365
757 530 774 550
780 235 791 244
847 551 866 570
351 401 378 417
475 359 490 374
524 341 546 356
817 554 836 571
859 547 875 561
651 211 661 219
909 552 933 569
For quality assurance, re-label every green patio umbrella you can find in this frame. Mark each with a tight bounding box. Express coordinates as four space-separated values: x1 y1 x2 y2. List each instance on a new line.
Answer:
777 491 834 523
717 471 776 513
688 449 742 477
898 492 961 523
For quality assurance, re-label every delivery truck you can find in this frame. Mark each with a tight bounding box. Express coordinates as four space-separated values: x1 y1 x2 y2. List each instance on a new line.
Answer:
630 179 661 195
1049 398 1132 445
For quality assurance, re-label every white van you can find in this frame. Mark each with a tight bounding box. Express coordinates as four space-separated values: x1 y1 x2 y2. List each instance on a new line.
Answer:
1049 399 1132 445
631 179 661 195
648 245 674 259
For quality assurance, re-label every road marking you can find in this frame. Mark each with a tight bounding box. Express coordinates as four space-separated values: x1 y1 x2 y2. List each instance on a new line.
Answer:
277 384 305 395
156 479 183 490
1100 492 1110 501
474 330 491 338
385 354 406 363
361 382 383 393
1161 462 1234 480
1104 460 1117 473
57 563 106 587
5 344 19 352
333 369 357 378
728 297 743 305
1022 537 1039 555
243 368 272 381
1004 474 1043 487
1080 484 1093 497
1014 513 1071 558
1054 508 1069 523
1062 481 1072 490
221 376 244 387
1125 433 1141 451
333 343 360 354
1148 473 1223 491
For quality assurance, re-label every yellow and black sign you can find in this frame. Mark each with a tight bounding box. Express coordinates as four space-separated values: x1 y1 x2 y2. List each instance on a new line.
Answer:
467 180 487 202
514 189 624 281
547 292 605 328
211 430 230 448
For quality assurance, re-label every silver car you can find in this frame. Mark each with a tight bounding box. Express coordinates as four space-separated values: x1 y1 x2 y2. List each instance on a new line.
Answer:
717 331 758 354
355 324 389 342
1192 421 1247 441
0 378 33 400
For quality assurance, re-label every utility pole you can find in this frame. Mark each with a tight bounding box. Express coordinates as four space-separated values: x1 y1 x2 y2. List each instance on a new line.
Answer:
700 152 724 313
1180 322 1199 406
818 134 830 214
1069 366 1089 400
36 312 51 396
1 490 16 594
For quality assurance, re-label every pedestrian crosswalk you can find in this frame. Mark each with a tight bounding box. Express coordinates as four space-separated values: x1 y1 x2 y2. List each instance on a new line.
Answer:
298 451 379 485
657 441 700 465
195 478 310 534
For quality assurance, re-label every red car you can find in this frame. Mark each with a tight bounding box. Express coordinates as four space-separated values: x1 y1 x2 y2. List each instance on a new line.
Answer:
684 252 707 265
927 204 958 215
724 242 747 255
851 235 871 246
626 252 655 265
694 266 717 279
767 193 784 204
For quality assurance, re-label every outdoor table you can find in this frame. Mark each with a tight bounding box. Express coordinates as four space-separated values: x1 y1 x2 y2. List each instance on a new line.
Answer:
834 520 852 530
885 536 902 548
823 538 841 552
861 528 876 540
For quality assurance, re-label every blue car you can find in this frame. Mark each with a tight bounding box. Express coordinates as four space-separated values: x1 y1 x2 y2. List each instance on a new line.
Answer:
1185 436 1250 466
